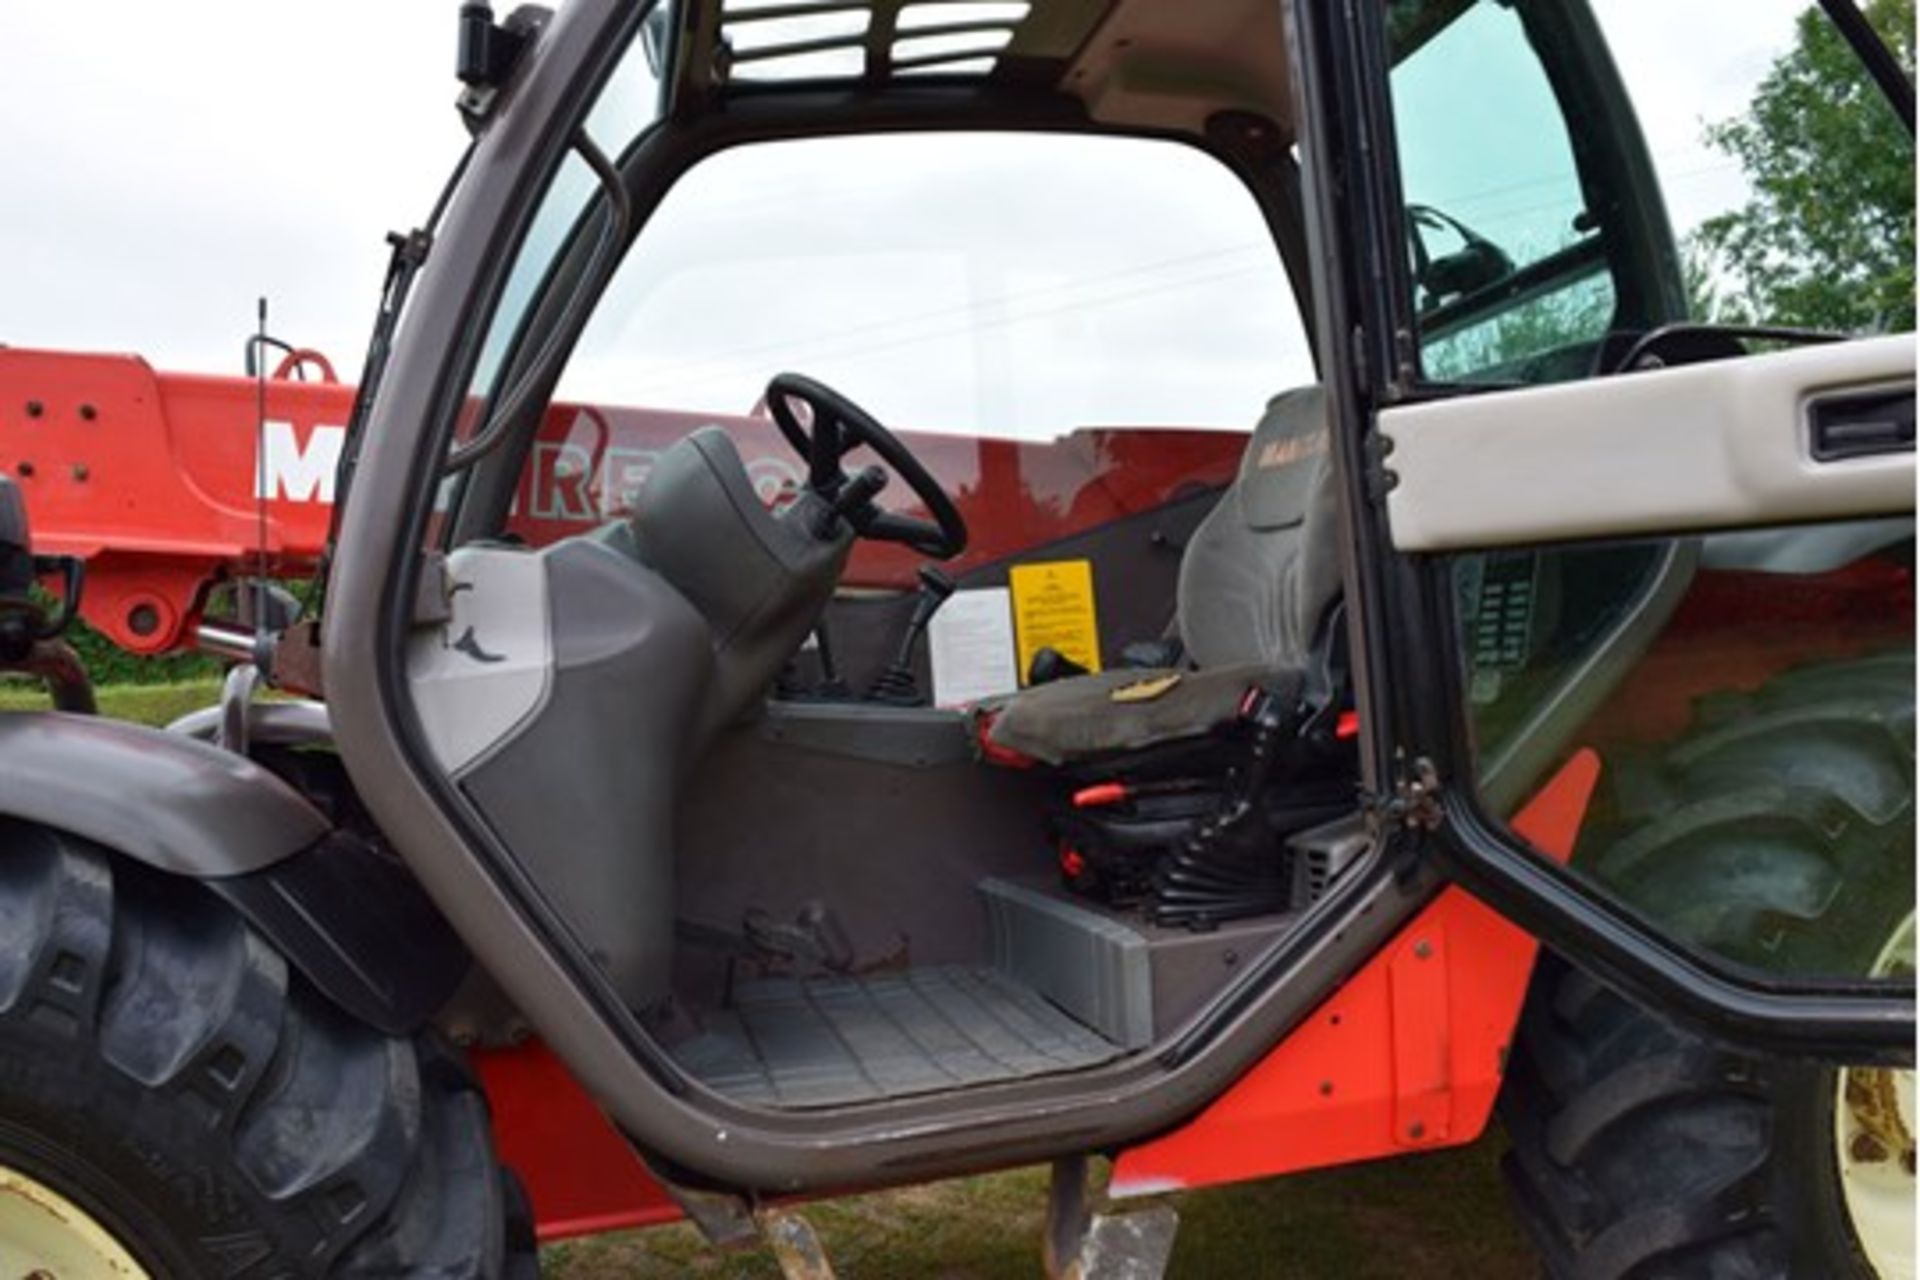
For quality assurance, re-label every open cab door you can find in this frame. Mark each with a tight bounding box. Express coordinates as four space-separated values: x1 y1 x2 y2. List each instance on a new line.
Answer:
1295 3 1913 1270
1297 0 1912 1059
1306 0 1915 1064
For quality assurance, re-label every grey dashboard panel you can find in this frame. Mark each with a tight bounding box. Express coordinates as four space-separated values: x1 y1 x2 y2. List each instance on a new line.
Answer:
408 546 554 775
754 700 977 768
630 428 852 740
0 711 329 875
456 537 714 1011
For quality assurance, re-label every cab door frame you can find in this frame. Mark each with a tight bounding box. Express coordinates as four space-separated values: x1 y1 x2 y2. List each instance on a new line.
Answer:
1294 0 1915 1065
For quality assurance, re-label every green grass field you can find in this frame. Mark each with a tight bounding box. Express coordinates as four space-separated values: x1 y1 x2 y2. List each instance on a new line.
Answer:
542 1145 1533 1279
3 677 1534 1278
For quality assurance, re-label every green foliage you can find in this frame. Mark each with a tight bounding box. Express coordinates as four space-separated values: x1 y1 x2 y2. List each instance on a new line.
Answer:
1422 273 1616 380
65 617 218 687
1697 0 1916 333
1682 234 1752 326
24 584 217 686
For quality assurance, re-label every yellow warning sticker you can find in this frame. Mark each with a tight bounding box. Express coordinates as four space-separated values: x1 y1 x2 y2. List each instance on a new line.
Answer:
1008 559 1102 684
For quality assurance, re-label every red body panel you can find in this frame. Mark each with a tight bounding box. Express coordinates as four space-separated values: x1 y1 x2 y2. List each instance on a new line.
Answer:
0 348 1244 653
470 1042 682 1242
1107 750 1600 1196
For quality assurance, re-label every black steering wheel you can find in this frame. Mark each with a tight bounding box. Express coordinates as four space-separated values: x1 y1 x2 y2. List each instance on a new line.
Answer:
765 373 969 560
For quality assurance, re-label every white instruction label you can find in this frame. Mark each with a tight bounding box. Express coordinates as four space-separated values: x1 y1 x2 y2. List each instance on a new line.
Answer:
928 587 1020 709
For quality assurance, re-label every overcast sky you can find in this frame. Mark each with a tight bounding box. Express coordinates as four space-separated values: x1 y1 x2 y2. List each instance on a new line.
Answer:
0 4 458 377
1 1 1812 434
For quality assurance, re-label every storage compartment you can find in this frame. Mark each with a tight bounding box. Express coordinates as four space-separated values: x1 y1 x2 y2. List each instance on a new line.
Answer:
978 875 1297 1047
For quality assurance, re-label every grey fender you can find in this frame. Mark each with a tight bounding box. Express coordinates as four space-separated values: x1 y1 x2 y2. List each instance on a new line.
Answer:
0 712 467 1033
0 711 327 873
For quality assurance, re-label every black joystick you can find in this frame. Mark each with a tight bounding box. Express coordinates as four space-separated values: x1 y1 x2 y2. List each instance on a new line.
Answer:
867 566 957 704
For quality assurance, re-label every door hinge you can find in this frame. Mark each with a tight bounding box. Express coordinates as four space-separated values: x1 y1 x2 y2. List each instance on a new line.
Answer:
1368 756 1444 831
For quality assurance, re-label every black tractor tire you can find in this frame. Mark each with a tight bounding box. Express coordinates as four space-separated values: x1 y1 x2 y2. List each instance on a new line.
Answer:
0 819 538 1278
1501 651 1915 1279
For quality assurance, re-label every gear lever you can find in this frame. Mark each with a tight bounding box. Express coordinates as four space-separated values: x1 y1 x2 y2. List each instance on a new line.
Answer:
867 566 957 704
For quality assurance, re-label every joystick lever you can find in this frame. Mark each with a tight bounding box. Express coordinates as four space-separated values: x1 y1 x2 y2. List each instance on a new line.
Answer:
867 566 956 704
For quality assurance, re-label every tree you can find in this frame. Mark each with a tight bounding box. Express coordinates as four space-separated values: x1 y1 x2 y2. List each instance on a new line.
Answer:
1697 0 1916 333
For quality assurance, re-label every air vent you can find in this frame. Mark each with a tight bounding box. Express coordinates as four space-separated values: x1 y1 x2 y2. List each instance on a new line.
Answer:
718 0 1032 85
729 10 869 53
724 0 871 82
1289 819 1368 905
891 1 1025 74
897 1 1030 29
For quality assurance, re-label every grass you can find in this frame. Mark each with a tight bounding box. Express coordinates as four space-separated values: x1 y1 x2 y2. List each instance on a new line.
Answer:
543 1144 1533 1279
22 676 1535 1278
0 675 225 723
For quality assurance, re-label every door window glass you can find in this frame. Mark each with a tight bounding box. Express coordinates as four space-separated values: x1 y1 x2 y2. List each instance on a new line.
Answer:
1456 521 1914 984
1387 0 1615 383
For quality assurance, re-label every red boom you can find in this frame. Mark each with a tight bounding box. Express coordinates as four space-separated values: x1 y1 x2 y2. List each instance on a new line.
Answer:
0 347 1246 655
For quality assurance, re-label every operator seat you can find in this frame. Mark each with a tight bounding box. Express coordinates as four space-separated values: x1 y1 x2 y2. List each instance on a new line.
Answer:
982 385 1342 765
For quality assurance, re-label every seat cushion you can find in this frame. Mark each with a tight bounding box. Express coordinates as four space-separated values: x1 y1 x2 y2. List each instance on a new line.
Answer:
981 663 1296 766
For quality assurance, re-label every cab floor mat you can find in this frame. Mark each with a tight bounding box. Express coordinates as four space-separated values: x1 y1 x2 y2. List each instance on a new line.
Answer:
671 965 1123 1108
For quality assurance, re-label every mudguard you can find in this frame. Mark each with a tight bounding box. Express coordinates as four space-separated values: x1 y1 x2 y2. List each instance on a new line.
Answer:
0 712 467 1034
0 711 328 873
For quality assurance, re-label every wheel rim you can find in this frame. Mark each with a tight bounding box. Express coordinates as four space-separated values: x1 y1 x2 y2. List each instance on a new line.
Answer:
0 1161 151 1278
1835 909 1916 1280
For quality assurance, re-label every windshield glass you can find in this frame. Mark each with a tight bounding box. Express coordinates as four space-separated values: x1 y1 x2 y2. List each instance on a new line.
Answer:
556 131 1311 441
456 5 669 444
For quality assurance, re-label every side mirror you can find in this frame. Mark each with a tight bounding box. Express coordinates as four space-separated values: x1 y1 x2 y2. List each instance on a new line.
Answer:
1424 238 1513 301
1407 204 1514 311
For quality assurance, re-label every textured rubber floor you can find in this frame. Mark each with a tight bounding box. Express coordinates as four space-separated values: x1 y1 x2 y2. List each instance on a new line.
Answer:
673 966 1122 1108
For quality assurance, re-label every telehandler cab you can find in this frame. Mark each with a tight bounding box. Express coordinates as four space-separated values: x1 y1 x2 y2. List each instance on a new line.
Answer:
0 0 1912 1276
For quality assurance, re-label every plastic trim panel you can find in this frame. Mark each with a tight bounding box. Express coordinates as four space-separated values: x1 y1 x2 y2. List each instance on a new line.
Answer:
1383 337 1915 552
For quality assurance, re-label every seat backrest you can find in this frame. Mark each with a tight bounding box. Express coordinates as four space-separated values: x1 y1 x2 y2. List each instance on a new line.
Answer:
1175 386 1342 670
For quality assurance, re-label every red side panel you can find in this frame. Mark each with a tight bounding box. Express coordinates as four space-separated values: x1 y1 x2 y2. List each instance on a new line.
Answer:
471 1042 683 1243
1107 749 1600 1197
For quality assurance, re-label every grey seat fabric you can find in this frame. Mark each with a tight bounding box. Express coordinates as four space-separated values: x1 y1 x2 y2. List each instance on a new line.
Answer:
984 386 1338 764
